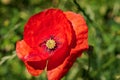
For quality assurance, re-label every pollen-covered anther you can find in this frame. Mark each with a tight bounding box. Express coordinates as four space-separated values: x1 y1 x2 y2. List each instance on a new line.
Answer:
46 39 56 49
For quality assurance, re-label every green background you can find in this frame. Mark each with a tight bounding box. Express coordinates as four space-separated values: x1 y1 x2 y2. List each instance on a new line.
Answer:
0 0 120 80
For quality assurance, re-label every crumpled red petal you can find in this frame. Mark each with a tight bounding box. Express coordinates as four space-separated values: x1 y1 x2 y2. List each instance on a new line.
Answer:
64 11 88 54
24 9 73 48
24 61 44 76
24 48 48 76
47 52 81 80
16 40 31 60
47 11 88 80
16 40 48 76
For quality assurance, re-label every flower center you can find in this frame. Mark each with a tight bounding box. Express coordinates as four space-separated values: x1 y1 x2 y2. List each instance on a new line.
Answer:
46 39 56 49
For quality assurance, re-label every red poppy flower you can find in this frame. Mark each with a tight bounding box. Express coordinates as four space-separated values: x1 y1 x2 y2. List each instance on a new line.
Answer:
16 8 88 80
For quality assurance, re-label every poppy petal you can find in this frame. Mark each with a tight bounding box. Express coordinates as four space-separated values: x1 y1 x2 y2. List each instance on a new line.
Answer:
24 9 73 48
64 12 89 54
47 11 89 80
16 40 31 60
23 45 51 75
24 61 44 76
47 52 80 80
16 40 48 76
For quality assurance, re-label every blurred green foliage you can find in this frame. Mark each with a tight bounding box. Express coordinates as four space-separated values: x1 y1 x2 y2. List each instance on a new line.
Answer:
0 0 120 80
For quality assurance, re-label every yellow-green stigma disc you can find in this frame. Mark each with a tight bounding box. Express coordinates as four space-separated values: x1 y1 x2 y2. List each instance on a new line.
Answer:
46 39 56 49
